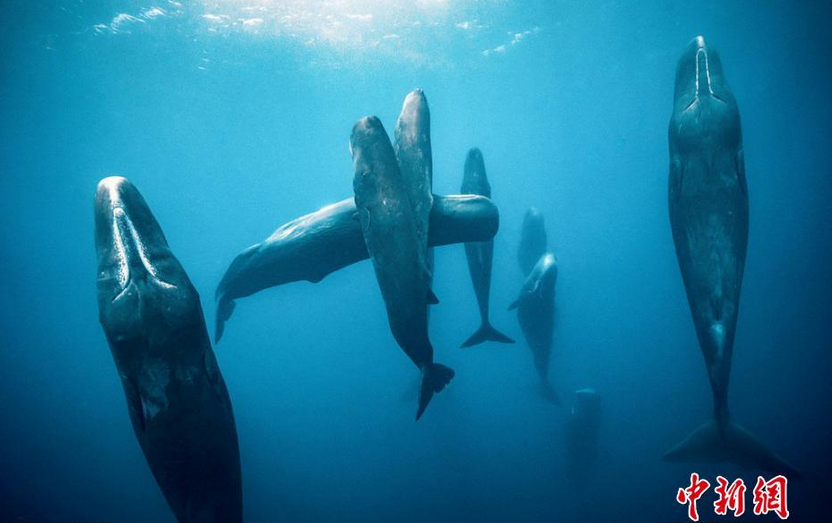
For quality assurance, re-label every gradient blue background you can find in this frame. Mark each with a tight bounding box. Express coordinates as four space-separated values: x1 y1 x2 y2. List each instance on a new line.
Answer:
1 1 830 521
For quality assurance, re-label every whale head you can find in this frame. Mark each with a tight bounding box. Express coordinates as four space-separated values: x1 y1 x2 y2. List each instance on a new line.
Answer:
673 36 734 112
95 177 200 347
670 36 741 154
462 147 490 195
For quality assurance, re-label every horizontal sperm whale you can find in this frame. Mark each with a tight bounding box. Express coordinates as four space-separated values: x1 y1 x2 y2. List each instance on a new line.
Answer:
215 194 498 343
95 177 242 523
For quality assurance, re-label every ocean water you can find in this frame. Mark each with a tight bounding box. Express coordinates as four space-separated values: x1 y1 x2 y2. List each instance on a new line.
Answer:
1 1 831 522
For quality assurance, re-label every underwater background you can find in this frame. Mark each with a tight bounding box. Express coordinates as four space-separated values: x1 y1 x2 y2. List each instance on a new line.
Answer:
1 1 830 521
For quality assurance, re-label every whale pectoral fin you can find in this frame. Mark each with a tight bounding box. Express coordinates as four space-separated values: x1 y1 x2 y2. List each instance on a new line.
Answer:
736 149 748 196
123 377 147 433
356 207 371 231
214 298 236 344
670 156 683 202
508 296 522 311
203 348 231 408
427 288 439 305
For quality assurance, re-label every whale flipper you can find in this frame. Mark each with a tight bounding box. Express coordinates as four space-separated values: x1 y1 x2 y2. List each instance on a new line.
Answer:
663 417 802 479
427 289 440 305
416 363 455 421
460 322 515 348
214 297 235 344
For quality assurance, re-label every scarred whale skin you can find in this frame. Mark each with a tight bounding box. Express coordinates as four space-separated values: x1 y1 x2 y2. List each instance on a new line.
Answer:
214 193 499 343
95 177 242 523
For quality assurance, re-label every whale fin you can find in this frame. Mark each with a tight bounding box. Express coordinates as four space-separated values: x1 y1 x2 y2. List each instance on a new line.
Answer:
663 417 802 479
427 289 439 305
460 322 515 347
214 298 236 344
508 297 521 310
123 378 147 433
416 363 455 421
539 379 561 405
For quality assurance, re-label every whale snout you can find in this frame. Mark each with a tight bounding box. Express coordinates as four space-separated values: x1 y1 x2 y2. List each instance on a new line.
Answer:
674 35 731 111
94 177 179 302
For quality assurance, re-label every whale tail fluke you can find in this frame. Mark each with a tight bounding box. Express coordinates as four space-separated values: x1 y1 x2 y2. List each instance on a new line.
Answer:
460 322 516 348
416 363 455 421
663 417 801 479
539 379 561 406
214 298 236 344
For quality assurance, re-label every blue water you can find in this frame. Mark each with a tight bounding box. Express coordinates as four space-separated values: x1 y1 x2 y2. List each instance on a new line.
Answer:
2 1 831 521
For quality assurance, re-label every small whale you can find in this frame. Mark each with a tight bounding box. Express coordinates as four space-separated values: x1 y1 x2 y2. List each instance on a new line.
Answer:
509 252 559 404
517 207 547 277
565 388 602 486
460 147 515 348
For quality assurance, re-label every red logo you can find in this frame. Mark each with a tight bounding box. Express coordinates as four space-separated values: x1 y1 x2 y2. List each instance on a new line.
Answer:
714 476 746 517
676 473 711 521
753 475 789 519
678 473 789 520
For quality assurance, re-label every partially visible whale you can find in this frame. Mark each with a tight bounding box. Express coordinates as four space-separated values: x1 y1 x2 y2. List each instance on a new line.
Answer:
565 388 602 486
517 207 547 276
352 116 454 420
664 36 799 478
214 194 499 343
394 89 437 325
394 89 434 268
95 177 242 523
509 252 559 404
460 147 514 348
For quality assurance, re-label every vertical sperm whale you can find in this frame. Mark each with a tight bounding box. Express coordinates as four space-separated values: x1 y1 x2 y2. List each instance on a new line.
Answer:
460 148 515 347
95 177 242 522
352 117 454 420
664 37 799 478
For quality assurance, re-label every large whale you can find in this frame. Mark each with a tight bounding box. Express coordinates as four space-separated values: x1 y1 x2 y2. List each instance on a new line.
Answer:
664 36 799 477
517 207 547 276
214 194 498 343
95 177 242 522
352 116 454 420
460 148 514 347
509 252 559 404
